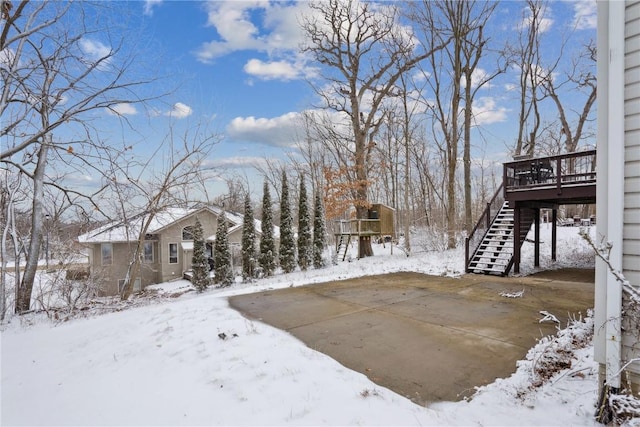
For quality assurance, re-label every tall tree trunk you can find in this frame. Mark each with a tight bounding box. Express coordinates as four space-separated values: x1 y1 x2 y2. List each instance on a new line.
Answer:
404 126 411 255
357 136 374 256
463 90 472 235
446 33 462 250
16 139 48 313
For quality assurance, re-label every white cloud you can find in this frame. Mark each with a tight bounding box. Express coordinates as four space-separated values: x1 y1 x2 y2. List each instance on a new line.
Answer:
0 48 15 71
165 102 193 119
244 58 311 81
472 97 508 125
504 83 518 92
509 62 549 86
411 69 430 82
108 103 138 116
461 68 494 90
204 156 270 170
194 2 310 64
572 0 597 30
143 0 162 16
79 38 111 66
516 3 553 34
226 112 301 148
196 2 263 61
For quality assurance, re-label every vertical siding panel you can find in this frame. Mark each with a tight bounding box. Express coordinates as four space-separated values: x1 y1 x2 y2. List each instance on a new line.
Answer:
622 0 640 389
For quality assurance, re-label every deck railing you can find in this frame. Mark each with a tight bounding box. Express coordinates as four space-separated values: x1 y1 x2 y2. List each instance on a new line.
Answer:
333 219 381 236
503 150 596 193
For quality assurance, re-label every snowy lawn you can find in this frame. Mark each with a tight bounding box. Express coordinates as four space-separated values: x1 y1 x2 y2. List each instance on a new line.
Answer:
1 226 606 425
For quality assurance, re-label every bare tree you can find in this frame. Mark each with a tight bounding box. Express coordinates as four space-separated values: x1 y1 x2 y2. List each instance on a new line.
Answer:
300 0 449 257
114 123 220 300
374 73 424 255
0 171 26 320
289 111 332 198
1 1 164 313
410 1 467 248
540 40 597 153
459 2 504 234
411 1 503 240
509 0 548 157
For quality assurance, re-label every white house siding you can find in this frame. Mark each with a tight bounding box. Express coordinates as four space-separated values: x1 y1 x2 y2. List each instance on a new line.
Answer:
595 0 640 395
622 0 640 387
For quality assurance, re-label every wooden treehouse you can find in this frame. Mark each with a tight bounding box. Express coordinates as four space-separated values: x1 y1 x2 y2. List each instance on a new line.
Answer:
333 203 395 261
465 150 597 276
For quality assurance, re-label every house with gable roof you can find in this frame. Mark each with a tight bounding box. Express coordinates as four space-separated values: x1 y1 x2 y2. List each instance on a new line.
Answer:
78 205 277 295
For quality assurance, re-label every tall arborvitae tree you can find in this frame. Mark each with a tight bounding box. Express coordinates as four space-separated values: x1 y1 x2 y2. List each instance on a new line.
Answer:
279 172 296 273
313 190 326 269
297 178 312 271
258 181 276 276
191 217 211 292
241 194 257 281
214 212 233 287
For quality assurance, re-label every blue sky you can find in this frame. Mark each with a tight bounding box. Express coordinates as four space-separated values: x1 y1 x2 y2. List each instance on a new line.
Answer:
90 0 597 197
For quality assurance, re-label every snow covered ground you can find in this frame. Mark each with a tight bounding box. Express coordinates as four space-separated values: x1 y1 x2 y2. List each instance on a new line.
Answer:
0 225 612 425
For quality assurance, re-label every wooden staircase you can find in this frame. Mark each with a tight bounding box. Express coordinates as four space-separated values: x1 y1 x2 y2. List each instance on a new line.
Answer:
467 202 535 276
466 151 596 275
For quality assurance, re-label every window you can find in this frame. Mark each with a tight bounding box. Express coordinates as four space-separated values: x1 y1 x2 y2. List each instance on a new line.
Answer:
182 226 194 241
169 243 178 264
143 241 154 263
101 243 113 265
206 243 213 258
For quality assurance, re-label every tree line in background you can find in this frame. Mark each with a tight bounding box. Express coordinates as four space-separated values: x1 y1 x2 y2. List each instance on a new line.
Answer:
1 0 596 317
287 0 596 254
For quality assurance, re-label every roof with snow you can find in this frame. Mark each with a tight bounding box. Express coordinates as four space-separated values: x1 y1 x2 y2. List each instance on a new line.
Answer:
77 205 257 244
78 206 234 243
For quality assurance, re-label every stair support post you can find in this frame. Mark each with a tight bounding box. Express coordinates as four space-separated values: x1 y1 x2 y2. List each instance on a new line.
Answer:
551 209 557 261
464 237 470 273
514 206 520 274
534 208 540 267
485 202 491 229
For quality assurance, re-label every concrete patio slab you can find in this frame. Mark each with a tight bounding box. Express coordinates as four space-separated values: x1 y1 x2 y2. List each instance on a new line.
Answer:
228 269 594 405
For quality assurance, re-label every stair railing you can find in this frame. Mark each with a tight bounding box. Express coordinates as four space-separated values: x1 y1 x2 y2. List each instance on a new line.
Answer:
465 182 505 273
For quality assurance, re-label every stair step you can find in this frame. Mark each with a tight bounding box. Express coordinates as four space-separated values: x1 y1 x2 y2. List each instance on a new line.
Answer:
484 233 512 237
477 261 510 266
471 257 511 264
473 251 512 258
480 237 513 243
472 253 511 260
478 244 514 250
472 253 510 259
471 267 508 275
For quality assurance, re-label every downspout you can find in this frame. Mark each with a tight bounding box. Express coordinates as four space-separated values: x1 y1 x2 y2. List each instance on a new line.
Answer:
604 0 625 389
594 0 609 371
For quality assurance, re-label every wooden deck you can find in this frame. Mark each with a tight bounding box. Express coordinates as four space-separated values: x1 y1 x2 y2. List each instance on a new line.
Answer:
503 150 596 206
333 219 382 237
